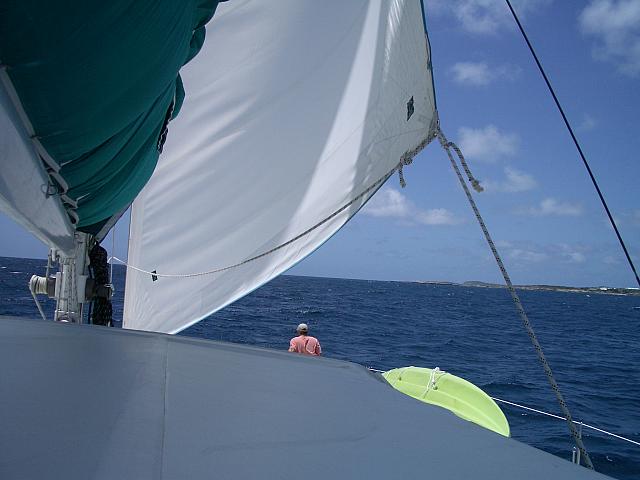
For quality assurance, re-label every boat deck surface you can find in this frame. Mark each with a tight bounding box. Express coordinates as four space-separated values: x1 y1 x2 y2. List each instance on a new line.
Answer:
0 317 609 479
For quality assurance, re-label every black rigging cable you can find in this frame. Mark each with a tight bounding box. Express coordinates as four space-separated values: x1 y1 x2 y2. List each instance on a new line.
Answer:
505 0 640 288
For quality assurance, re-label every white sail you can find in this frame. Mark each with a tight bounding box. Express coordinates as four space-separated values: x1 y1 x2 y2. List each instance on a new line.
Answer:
0 76 75 254
124 0 437 333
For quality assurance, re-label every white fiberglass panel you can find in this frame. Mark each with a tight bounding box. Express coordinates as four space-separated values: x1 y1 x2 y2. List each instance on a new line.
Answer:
124 0 436 333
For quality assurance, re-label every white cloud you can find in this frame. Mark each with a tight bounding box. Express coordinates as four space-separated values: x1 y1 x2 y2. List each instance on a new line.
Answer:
603 255 621 265
579 0 640 76
502 168 537 192
609 209 640 228
451 62 492 85
496 240 589 265
611 215 623 229
521 198 583 216
363 188 461 226
417 208 461 225
458 125 519 162
558 243 588 264
424 0 551 35
450 62 521 86
363 188 410 218
495 240 514 249
578 114 597 132
508 248 549 263
567 252 587 263
493 241 548 264
483 167 537 193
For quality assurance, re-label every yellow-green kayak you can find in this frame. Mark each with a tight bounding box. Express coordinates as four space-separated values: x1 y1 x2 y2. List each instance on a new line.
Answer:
382 366 510 437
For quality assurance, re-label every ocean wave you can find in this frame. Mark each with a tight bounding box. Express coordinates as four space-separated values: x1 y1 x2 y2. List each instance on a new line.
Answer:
296 309 323 315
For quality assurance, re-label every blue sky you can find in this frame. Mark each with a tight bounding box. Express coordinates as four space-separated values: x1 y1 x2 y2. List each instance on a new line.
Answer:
291 0 640 287
1 0 639 287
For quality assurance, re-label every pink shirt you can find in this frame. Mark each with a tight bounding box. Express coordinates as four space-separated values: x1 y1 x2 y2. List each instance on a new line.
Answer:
289 335 321 356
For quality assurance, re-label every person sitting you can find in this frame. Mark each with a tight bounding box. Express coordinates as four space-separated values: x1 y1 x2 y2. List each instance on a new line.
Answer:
288 323 321 356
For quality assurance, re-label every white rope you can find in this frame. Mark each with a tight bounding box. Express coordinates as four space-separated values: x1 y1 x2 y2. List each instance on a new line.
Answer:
437 126 594 470
29 287 48 322
492 397 640 448
109 131 436 279
422 367 444 397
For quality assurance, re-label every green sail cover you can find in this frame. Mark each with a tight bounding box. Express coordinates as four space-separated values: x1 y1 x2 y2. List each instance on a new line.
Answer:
0 0 222 232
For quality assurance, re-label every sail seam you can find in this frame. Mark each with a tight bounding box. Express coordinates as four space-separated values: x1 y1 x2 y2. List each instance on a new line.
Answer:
111 132 436 279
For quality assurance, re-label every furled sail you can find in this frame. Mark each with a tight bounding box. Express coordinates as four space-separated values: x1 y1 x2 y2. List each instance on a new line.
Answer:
0 0 224 240
0 80 75 253
124 0 437 333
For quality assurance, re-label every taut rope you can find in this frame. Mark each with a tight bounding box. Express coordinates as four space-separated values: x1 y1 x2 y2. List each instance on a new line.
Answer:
437 127 594 470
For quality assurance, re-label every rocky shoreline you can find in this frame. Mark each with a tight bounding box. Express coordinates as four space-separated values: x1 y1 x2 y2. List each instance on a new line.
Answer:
416 280 640 296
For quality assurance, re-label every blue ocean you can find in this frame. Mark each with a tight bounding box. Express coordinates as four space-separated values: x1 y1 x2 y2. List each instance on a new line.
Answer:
2 256 639 479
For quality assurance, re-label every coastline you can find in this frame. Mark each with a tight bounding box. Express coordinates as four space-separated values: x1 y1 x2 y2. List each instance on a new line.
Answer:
415 280 640 296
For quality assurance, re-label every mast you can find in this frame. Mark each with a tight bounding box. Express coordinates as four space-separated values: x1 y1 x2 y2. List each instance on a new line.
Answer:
30 233 114 325
52 234 90 323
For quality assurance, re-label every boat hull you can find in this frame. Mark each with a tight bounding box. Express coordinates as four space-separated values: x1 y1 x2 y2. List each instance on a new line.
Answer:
0 317 606 479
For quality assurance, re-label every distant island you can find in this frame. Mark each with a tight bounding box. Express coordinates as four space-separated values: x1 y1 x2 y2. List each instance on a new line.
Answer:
415 280 640 296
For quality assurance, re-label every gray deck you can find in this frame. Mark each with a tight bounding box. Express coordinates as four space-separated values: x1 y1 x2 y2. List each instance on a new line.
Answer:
0 317 608 479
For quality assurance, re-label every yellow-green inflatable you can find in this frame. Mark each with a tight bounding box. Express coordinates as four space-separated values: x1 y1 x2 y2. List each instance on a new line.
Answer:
382 367 510 437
